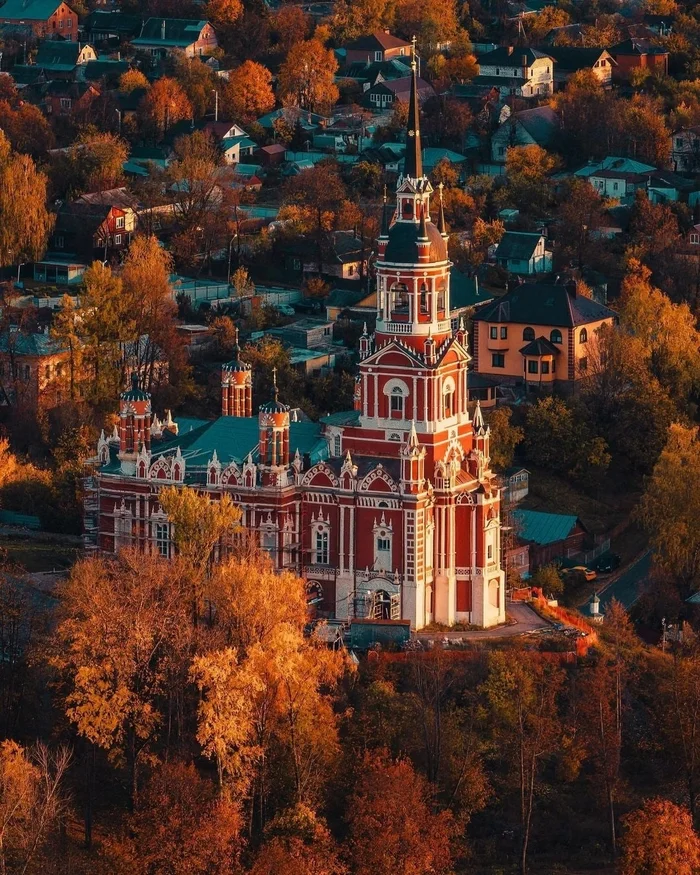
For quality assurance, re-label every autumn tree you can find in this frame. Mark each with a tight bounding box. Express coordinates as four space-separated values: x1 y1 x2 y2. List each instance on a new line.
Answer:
205 0 243 39
555 178 609 270
526 5 570 41
53 550 191 806
50 296 82 402
583 325 676 479
271 5 311 54
484 651 564 875
281 162 346 269
110 761 243 875
505 144 559 215
278 38 339 113
487 406 523 470
636 424 700 588
523 397 610 490
394 0 461 50
158 486 241 622
139 77 192 140
170 52 218 119
618 259 700 403
120 234 184 397
332 0 394 41
656 643 700 821
119 68 150 94
79 262 135 407
530 563 563 599
0 131 54 269
346 751 458 875
621 799 700 875
0 741 71 875
64 130 128 195
0 99 55 157
223 61 275 124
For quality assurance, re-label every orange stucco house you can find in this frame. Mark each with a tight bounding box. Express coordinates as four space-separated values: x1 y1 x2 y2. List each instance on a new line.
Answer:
471 281 616 394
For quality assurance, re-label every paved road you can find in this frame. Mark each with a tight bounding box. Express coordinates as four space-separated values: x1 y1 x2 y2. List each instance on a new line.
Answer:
598 550 652 611
416 601 550 641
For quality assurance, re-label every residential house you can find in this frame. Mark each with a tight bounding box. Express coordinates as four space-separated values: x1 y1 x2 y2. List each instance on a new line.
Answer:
52 202 130 261
671 127 700 174
491 105 559 162
0 329 72 410
363 75 435 111
0 0 78 40
449 268 494 327
132 18 217 58
83 58 130 87
494 231 553 275
609 38 669 81
33 39 96 78
503 467 529 504
270 318 334 350
512 509 590 569
471 280 617 393
221 133 257 165
343 58 412 92
418 147 468 175
255 144 286 167
44 80 101 119
343 31 411 67
281 230 369 283
82 11 143 44
74 188 139 233
474 46 554 98
543 46 616 88
574 156 655 199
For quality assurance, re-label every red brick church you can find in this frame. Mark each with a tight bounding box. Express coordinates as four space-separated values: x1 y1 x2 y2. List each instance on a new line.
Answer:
84 59 505 630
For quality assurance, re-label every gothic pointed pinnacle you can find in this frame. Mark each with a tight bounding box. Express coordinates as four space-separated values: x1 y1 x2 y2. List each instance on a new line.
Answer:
272 366 279 403
408 418 419 448
362 321 368 336
473 399 484 432
295 447 301 460
418 198 428 240
437 182 448 236
211 448 218 464
345 448 352 464
99 428 105 441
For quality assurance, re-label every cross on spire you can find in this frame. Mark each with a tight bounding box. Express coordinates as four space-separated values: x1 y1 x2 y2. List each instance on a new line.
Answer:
272 366 279 401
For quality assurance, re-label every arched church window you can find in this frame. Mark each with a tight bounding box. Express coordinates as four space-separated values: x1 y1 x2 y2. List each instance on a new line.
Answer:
444 384 454 418
390 386 405 418
315 529 329 565
436 280 446 314
420 282 429 314
391 283 409 315
523 327 535 341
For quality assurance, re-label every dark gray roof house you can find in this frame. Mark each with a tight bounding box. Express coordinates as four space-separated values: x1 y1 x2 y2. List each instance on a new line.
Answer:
473 281 617 327
491 106 559 162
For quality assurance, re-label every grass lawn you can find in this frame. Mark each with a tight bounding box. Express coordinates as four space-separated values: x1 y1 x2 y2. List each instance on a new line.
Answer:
1 537 81 573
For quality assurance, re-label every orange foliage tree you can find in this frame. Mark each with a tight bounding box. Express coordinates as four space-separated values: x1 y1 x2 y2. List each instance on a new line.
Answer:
346 752 458 875
278 38 339 113
621 798 700 875
223 61 275 124
139 77 193 140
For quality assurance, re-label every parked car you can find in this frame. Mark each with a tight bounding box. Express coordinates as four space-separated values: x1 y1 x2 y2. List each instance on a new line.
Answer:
594 553 621 574
274 303 296 317
562 565 597 582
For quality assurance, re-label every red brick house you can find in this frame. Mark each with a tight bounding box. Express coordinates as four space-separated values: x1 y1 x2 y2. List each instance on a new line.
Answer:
0 0 78 40
44 80 101 119
0 330 73 411
609 38 669 81
344 31 412 68
52 202 130 261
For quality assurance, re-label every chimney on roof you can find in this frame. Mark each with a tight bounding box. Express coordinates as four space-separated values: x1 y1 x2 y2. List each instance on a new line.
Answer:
161 19 166 40
507 46 514 55
521 54 528 67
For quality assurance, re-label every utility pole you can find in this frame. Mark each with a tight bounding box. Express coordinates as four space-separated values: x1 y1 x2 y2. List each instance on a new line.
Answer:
212 88 218 122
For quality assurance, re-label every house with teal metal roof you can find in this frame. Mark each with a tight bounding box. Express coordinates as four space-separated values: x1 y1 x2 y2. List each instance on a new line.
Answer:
512 508 590 570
